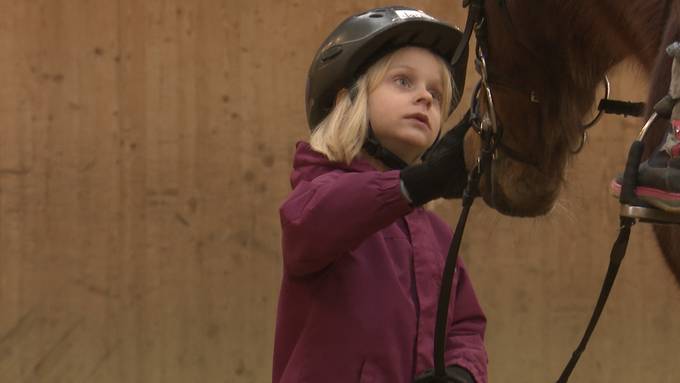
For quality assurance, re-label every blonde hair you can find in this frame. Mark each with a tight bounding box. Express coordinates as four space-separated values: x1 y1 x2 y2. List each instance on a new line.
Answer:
310 48 456 164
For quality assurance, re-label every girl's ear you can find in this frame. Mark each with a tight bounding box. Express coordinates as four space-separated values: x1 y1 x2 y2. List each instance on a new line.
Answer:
334 88 349 106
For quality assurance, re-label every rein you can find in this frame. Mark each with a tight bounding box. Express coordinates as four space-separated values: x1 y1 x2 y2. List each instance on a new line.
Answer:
417 1 649 382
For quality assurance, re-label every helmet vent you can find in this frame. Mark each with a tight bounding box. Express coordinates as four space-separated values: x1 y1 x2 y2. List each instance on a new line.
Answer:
368 13 384 18
320 45 343 62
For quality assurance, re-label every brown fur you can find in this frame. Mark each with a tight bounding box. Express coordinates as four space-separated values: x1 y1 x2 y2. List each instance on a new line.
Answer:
476 0 680 284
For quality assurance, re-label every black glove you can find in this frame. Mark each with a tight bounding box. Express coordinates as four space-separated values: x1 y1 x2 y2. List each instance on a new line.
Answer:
400 119 471 206
445 365 475 383
413 365 476 383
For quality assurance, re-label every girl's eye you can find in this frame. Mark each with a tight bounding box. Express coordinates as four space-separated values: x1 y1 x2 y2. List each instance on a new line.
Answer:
430 90 443 103
394 76 411 88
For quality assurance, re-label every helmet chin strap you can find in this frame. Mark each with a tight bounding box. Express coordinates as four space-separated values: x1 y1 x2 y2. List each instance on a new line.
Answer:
420 128 442 160
362 127 410 170
362 125 442 170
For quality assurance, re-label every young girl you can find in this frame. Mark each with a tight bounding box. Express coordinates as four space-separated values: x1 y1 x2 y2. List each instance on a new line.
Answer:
274 6 488 383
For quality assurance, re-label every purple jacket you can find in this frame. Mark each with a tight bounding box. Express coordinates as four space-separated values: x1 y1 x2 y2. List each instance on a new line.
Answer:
273 142 488 383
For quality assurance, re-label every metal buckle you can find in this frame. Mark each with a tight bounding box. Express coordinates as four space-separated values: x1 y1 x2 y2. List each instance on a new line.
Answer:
620 204 680 224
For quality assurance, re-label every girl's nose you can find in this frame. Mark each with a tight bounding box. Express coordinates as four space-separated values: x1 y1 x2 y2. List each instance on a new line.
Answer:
415 85 432 106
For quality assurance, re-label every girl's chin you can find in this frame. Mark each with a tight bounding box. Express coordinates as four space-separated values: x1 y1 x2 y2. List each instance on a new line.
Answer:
380 132 434 161
398 135 432 153
395 144 431 163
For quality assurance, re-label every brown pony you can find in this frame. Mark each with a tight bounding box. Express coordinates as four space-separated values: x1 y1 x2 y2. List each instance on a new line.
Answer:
464 0 680 284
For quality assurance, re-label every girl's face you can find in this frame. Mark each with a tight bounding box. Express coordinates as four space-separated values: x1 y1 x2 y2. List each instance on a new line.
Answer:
368 47 446 164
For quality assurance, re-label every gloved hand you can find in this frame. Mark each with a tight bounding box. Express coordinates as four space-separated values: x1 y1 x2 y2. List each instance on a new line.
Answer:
412 365 476 383
400 119 471 206
445 365 475 383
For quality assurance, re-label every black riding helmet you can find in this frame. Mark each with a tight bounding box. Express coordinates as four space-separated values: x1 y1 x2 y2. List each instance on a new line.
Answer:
305 6 468 130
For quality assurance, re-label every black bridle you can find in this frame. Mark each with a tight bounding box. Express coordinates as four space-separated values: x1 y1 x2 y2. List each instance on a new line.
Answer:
416 1 647 382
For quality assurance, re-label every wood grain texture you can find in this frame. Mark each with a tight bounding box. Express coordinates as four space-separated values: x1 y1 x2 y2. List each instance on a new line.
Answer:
0 1 678 382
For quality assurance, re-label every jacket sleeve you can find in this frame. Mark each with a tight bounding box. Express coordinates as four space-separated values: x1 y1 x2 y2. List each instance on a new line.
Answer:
279 169 413 277
445 260 488 383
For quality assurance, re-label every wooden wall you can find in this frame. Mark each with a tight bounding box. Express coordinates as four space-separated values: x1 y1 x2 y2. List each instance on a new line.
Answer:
0 1 678 382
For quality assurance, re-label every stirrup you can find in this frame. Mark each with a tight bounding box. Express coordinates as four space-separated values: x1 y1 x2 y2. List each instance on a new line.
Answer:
616 111 680 225
619 203 680 224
